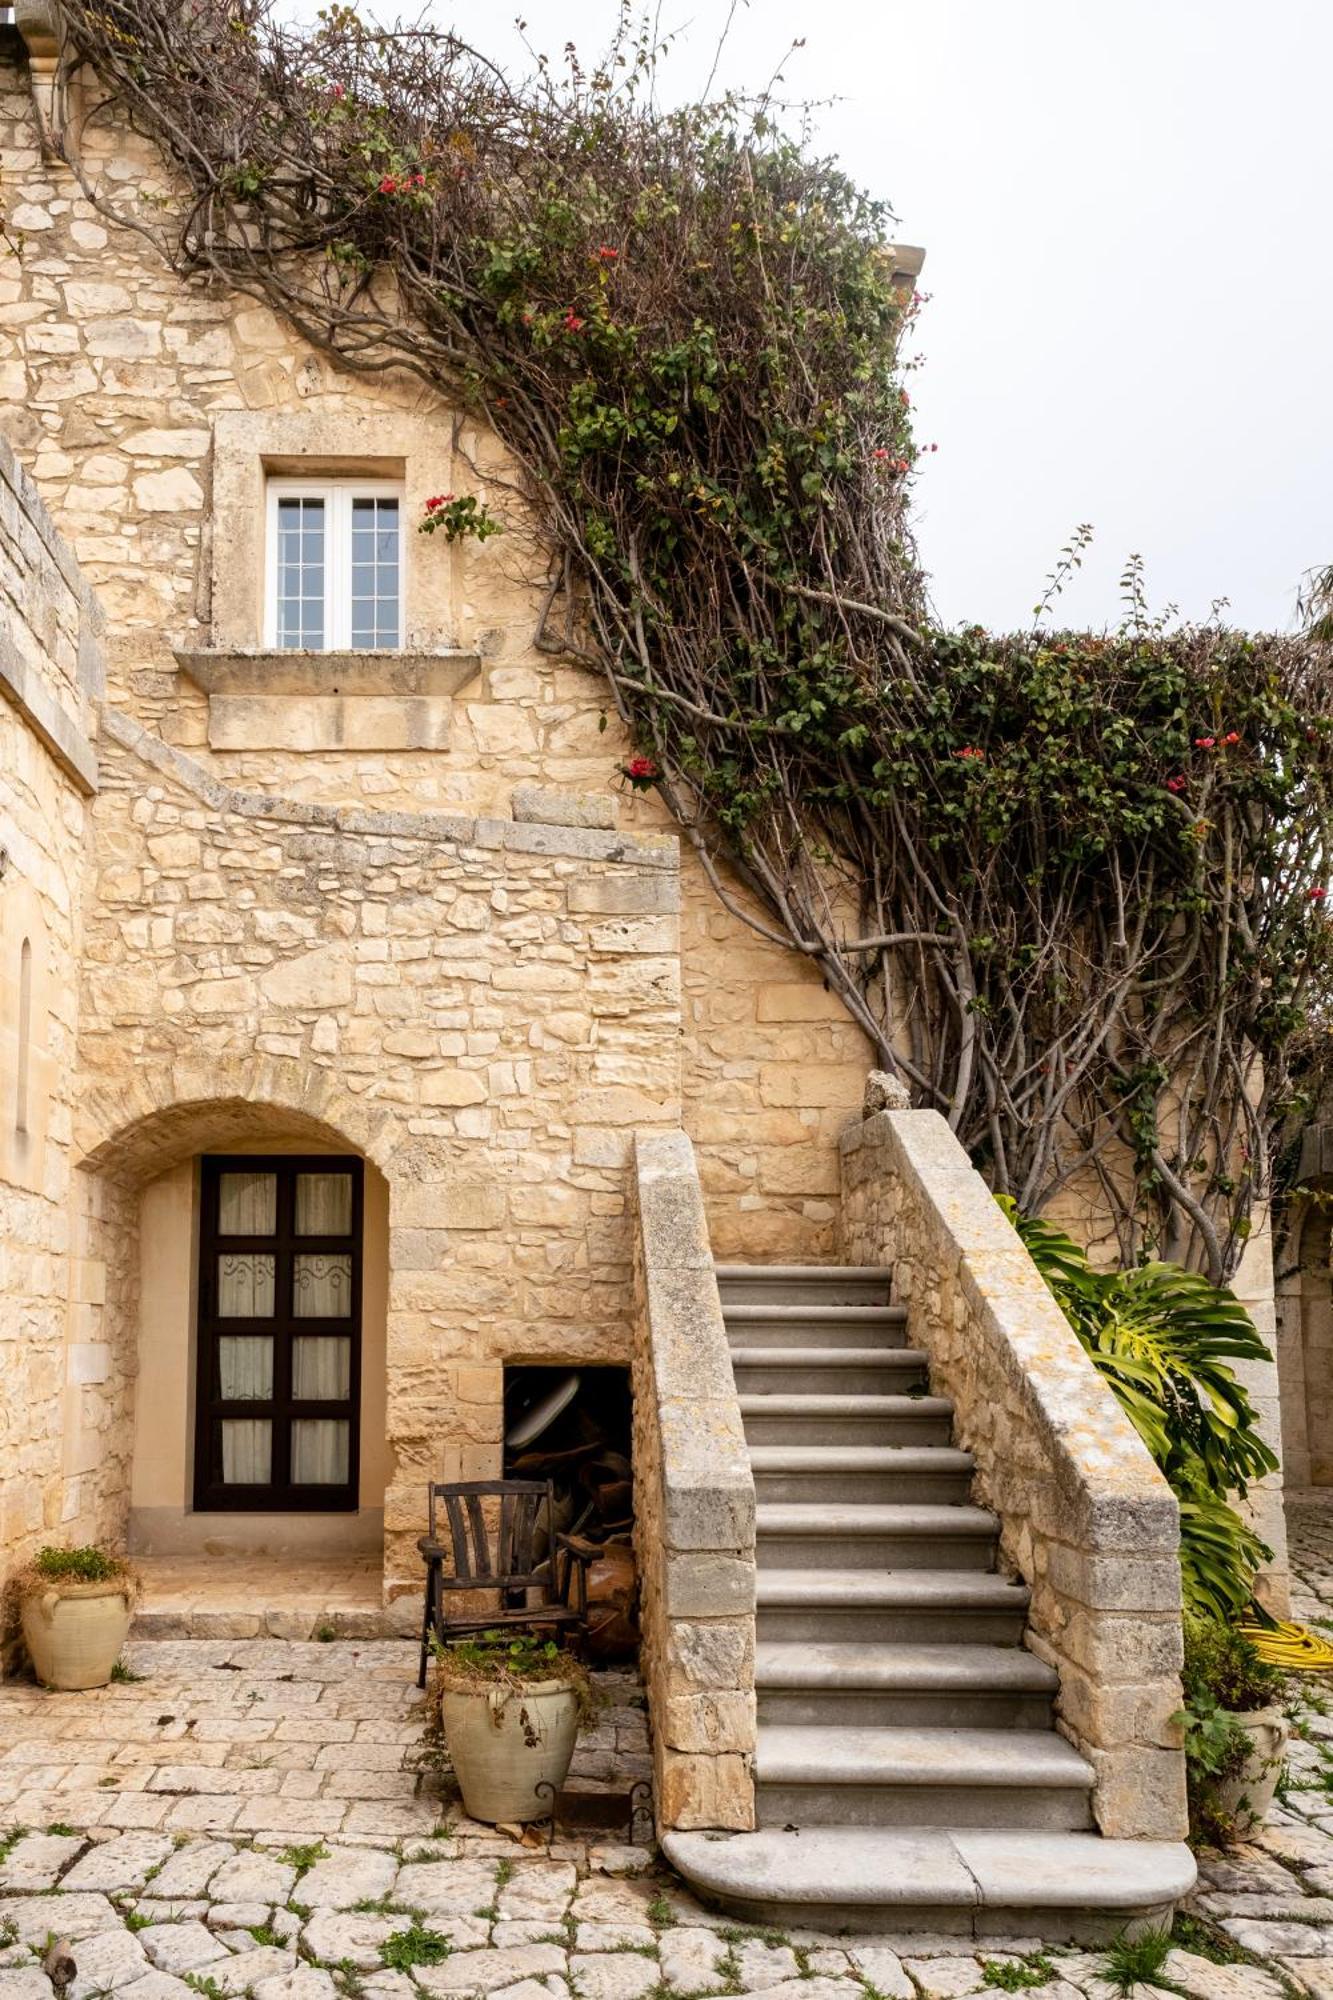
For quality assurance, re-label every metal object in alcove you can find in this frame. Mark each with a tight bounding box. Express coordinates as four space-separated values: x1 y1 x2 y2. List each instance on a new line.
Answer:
506 1370 582 1449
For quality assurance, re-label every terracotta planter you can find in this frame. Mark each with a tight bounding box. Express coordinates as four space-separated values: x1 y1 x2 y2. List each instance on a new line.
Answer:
440 1677 579 1823
21 1577 135 1691
1213 1702 1289 1834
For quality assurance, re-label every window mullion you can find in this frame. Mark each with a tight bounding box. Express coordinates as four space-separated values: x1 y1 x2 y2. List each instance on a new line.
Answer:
329 487 348 649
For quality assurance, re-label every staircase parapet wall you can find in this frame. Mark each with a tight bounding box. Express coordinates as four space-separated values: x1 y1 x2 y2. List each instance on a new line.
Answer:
631 1129 757 1833
840 1107 1189 1843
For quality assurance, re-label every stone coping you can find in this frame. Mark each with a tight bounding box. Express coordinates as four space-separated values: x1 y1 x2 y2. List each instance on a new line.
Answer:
174 649 483 698
100 704 679 867
0 643 98 793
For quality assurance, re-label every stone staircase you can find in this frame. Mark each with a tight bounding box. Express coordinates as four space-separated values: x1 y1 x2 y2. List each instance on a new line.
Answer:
662 1262 1196 1941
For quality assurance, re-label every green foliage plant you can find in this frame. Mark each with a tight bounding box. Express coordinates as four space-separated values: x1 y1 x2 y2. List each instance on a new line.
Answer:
380 1923 450 1971
43 0 1333 1280
1099 1928 1172 1992
998 1195 1277 1619
1176 1615 1283 1847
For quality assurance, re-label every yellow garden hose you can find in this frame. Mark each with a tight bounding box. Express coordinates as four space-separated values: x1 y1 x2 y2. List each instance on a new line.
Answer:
1239 1618 1333 1671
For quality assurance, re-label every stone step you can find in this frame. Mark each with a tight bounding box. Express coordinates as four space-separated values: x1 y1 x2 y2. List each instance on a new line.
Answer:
748 1443 974 1504
722 1302 909 1349
755 1723 1095 1831
741 1393 954 1447
715 1263 892 1307
755 1638 1057 1726
755 1501 999 1570
661 1827 1197 1942
756 1567 1030 1644
730 1347 929 1395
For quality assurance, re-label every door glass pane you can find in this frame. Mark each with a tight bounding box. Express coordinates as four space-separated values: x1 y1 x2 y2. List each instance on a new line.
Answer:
218 1171 276 1235
293 1253 352 1318
221 1418 272 1484
275 495 325 649
219 1335 274 1400
295 1171 353 1236
218 1253 275 1318
291 1418 349 1485
293 1336 351 1401
349 496 399 649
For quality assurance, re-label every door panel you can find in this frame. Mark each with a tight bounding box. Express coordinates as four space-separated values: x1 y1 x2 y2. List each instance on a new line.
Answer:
194 1155 363 1511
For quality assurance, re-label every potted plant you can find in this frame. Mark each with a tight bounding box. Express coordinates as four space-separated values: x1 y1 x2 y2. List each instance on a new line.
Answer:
428 1630 597 1825
18 1546 139 1691
1176 1614 1287 1845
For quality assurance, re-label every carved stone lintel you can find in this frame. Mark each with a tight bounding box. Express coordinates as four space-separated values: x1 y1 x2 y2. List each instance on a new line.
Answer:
14 0 62 140
863 1068 911 1117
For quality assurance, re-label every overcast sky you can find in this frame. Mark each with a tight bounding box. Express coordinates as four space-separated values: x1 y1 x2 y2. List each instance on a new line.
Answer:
319 1 1333 634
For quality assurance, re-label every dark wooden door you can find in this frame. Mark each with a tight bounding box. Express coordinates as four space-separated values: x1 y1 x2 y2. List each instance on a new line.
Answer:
194 1155 363 1511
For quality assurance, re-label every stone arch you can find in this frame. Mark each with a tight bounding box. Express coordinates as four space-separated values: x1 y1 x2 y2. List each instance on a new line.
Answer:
72 1068 394 1569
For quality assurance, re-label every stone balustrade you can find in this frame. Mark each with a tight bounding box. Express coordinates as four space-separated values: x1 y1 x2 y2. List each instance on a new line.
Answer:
840 1098 1189 1842
630 1130 757 1832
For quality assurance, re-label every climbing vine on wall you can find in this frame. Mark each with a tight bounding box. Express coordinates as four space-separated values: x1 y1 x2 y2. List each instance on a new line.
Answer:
41 0 1333 1277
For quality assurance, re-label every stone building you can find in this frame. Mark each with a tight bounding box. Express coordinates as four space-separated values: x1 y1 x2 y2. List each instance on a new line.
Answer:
0 6 885 1607
0 0 1301 1931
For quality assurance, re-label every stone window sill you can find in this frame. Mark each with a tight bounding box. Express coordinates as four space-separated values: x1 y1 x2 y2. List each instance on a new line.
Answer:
173 649 481 753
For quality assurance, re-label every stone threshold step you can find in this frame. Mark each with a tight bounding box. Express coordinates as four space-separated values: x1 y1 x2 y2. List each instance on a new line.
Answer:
755 1638 1057 1693
756 1722 1093 1790
661 1826 1197 1941
756 1502 996 1535
739 1393 950 1416
756 1568 1028 1609
723 1304 906 1325
133 1603 415 1641
715 1264 891 1282
749 1445 974 1472
730 1346 925 1366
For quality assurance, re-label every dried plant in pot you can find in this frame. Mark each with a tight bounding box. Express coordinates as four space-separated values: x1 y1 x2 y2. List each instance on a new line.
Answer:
428 1630 599 1826
1177 1615 1287 1846
17 1546 140 1691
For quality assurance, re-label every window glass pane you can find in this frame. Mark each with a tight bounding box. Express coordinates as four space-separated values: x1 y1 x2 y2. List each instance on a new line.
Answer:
274 494 325 649
293 1252 353 1317
218 1171 276 1235
349 496 399 650
217 1253 275 1318
293 1336 351 1401
291 1418 349 1485
295 1171 354 1235
221 1418 271 1484
218 1335 273 1401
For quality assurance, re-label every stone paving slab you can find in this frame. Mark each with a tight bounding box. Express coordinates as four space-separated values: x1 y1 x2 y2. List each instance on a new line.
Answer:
8 1532 1333 2000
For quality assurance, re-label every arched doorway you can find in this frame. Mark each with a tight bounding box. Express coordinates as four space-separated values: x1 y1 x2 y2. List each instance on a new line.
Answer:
77 1098 390 1561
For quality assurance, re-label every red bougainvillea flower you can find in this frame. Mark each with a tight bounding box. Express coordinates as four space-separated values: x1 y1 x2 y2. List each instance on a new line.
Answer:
1166 776 1187 793
872 447 890 460
953 747 985 762
379 175 398 194
563 311 586 333
624 755 658 780
423 494 454 513
1311 886 1328 902
1194 736 1216 748
329 83 345 99
1223 730 1241 744
408 172 426 189
596 244 619 261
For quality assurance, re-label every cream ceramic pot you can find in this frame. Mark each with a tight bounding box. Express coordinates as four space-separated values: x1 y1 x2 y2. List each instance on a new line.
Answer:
1213 1702 1289 1834
21 1578 135 1691
440 1677 579 1824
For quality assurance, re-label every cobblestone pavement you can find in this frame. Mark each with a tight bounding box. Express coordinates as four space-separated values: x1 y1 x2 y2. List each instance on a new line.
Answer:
10 1511 1333 2000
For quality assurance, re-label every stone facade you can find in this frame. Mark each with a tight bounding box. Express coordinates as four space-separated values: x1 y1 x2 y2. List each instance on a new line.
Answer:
839 1106 1190 1844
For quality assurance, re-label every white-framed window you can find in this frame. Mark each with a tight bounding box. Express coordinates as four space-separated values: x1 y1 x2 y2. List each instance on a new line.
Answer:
265 478 404 651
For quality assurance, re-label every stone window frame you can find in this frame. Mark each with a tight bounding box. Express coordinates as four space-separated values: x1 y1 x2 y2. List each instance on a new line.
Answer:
209 409 460 654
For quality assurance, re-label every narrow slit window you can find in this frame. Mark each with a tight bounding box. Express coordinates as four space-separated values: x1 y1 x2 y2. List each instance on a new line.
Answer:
265 480 403 651
15 936 31 1135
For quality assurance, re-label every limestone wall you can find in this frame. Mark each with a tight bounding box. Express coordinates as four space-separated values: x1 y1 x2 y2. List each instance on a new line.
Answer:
840 1104 1189 1844
0 424 112 1599
630 1131 756 1832
0 48 868 1265
73 711 683 1588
